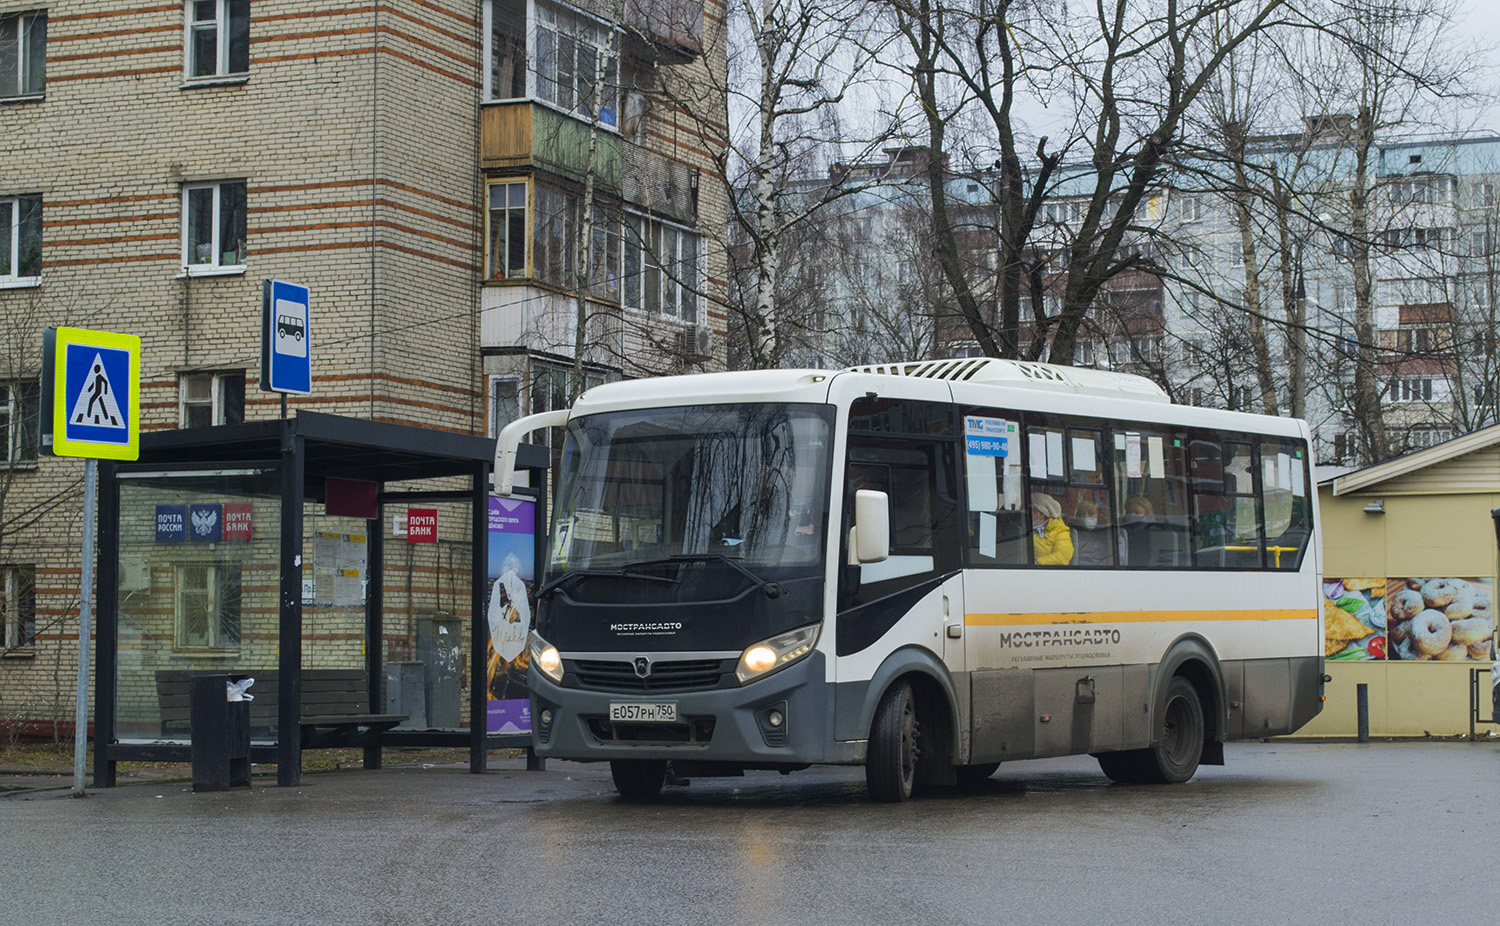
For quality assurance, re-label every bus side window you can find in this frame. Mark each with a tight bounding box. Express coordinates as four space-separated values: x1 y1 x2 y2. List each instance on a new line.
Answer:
1191 437 1263 568
1112 430 1192 568
841 437 961 607
961 408 1026 566
1260 438 1312 570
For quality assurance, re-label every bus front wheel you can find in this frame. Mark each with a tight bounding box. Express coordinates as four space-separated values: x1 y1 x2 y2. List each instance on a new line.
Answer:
610 759 668 800
867 681 919 802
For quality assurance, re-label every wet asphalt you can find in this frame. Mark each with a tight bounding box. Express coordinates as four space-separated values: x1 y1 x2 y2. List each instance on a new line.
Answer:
2 740 1495 925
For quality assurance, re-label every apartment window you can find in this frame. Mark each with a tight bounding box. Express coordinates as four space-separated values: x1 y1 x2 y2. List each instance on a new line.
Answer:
174 563 241 651
182 181 246 271
0 10 45 98
1479 183 1495 208
0 382 39 464
1 565 35 650
1396 328 1434 353
624 214 700 320
487 180 528 280
0 194 42 284
1387 377 1434 403
186 0 249 79
486 0 527 100
1179 195 1204 222
490 377 520 436
1389 176 1454 205
535 0 618 126
1229 240 1244 266
1042 200 1083 224
178 371 245 427
533 185 619 296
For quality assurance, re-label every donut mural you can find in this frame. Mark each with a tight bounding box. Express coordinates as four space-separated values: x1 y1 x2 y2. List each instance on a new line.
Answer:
1384 577 1495 662
1326 577 1496 661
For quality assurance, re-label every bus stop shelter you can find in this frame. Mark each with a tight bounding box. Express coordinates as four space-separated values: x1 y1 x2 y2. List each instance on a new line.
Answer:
93 411 547 787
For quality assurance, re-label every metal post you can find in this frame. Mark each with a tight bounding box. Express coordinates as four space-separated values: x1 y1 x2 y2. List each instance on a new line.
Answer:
470 461 488 774
72 459 98 797
1356 683 1369 743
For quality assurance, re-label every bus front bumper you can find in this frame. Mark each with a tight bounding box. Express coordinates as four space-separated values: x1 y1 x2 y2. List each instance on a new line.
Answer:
528 652 849 765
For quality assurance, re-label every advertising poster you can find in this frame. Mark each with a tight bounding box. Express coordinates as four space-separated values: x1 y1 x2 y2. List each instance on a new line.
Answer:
1385 577 1495 662
486 496 535 733
1324 578 1387 660
1325 576 1497 662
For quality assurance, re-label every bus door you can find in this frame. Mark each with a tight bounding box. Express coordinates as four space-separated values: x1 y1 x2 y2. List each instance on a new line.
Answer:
838 396 966 677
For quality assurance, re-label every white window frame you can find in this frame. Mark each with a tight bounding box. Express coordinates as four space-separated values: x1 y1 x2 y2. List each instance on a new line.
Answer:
2 565 35 651
0 10 46 100
623 212 701 321
184 0 250 82
0 194 42 287
1 381 39 465
180 181 247 275
178 371 245 427
173 562 239 652
482 0 619 130
489 375 521 437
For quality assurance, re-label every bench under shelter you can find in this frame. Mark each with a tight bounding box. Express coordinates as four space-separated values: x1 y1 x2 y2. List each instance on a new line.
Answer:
93 411 546 787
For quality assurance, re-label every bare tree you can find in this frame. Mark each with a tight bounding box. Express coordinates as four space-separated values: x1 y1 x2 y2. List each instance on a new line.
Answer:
1295 0 1475 462
699 0 904 368
883 0 1296 366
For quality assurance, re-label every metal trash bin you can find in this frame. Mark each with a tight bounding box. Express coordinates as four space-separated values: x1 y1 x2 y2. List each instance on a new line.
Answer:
189 675 251 792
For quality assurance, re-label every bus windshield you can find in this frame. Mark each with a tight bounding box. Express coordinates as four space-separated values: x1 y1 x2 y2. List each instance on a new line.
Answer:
547 403 834 582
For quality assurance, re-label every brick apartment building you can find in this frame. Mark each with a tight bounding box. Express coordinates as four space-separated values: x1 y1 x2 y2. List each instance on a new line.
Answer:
0 1 726 732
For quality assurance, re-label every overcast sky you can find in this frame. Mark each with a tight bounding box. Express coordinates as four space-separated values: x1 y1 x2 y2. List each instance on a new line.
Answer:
1456 0 1500 129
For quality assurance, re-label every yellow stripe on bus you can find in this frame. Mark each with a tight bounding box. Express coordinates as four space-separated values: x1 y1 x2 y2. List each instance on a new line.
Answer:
965 609 1318 627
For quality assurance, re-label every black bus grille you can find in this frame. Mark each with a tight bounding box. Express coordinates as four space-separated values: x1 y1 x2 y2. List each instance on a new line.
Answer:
587 717 716 745
570 658 730 693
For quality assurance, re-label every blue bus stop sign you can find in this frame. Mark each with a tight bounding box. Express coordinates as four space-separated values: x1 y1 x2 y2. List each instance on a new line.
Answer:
261 280 311 395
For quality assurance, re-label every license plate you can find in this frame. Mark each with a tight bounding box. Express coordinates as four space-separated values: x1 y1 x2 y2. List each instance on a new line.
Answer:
609 702 677 723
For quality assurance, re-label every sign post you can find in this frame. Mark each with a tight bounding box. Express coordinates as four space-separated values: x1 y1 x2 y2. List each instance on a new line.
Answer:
41 327 141 797
261 280 311 407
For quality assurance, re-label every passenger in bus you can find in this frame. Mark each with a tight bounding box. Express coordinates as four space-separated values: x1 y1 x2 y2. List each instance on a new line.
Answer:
1070 496 1116 567
1121 495 1154 566
1030 492 1074 565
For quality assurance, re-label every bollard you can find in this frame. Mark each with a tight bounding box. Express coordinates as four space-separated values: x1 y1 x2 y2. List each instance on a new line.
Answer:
1356 683 1369 743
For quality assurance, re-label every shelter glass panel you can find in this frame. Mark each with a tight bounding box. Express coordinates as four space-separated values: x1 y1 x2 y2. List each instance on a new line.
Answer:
114 469 281 743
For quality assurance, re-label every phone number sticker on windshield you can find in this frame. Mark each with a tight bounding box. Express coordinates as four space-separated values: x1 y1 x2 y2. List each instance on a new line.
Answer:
964 416 1015 458
609 702 678 723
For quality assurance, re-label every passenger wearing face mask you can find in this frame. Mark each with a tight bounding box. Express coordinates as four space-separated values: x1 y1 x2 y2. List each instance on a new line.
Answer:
1070 496 1115 567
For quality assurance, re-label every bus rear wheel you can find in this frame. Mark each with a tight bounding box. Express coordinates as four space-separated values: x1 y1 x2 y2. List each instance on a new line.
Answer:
610 759 668 800
1096 676 1205 784
867 681 919 802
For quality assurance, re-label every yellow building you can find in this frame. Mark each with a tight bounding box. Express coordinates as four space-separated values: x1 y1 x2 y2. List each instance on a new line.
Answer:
1300 426 1500 737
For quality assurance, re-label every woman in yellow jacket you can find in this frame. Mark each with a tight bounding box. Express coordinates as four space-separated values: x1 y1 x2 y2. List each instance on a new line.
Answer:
1030 492 1074 565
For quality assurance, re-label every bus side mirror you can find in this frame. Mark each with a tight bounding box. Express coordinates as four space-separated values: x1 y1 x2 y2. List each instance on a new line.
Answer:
852 489 890 564
493 409 570 495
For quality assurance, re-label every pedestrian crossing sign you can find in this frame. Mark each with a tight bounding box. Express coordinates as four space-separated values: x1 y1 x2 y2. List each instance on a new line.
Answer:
44 327 141 460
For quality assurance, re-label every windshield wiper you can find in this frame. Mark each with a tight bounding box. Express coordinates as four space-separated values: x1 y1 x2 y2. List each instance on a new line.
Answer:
627 554 782 599
536 568 680 601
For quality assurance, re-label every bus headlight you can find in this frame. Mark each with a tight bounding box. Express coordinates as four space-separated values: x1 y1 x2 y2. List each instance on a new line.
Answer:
736 624 820 685
530 632 564 684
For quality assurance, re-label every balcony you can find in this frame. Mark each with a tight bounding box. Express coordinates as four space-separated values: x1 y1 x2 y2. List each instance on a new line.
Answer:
481 101 622 189
623 0 703 62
